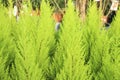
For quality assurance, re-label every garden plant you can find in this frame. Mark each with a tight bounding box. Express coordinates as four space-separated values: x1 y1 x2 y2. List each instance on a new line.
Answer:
0 0 120 80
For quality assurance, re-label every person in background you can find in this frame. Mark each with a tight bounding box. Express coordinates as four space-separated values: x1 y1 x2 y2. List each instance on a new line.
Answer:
105 0 119 27
101 0 119 28
106 0 119 26
13 2 19 21
13 0 22 21
53 11 63 31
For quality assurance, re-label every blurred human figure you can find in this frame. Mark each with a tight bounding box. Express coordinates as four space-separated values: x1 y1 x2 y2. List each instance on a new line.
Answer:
13 0 22 21
55 22 61 31
101 0 119 28
53 11 63 31
13 3 19 21
105 0 119 27
101 11 116 28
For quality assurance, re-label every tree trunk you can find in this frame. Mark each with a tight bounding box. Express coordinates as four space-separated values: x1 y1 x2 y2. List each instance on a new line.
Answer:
80 0 87 21
76 0 87 21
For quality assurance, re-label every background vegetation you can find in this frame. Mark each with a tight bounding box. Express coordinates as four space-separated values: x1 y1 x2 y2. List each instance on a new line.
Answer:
0 0 120 80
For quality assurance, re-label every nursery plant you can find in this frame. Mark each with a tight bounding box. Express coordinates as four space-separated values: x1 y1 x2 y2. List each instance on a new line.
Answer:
0 0 120 80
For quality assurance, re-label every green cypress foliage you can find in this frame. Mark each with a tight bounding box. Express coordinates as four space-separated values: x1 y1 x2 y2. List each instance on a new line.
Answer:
0 1 120 80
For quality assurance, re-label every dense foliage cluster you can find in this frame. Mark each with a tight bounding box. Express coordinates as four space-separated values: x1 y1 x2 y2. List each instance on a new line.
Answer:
0 0 120 80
